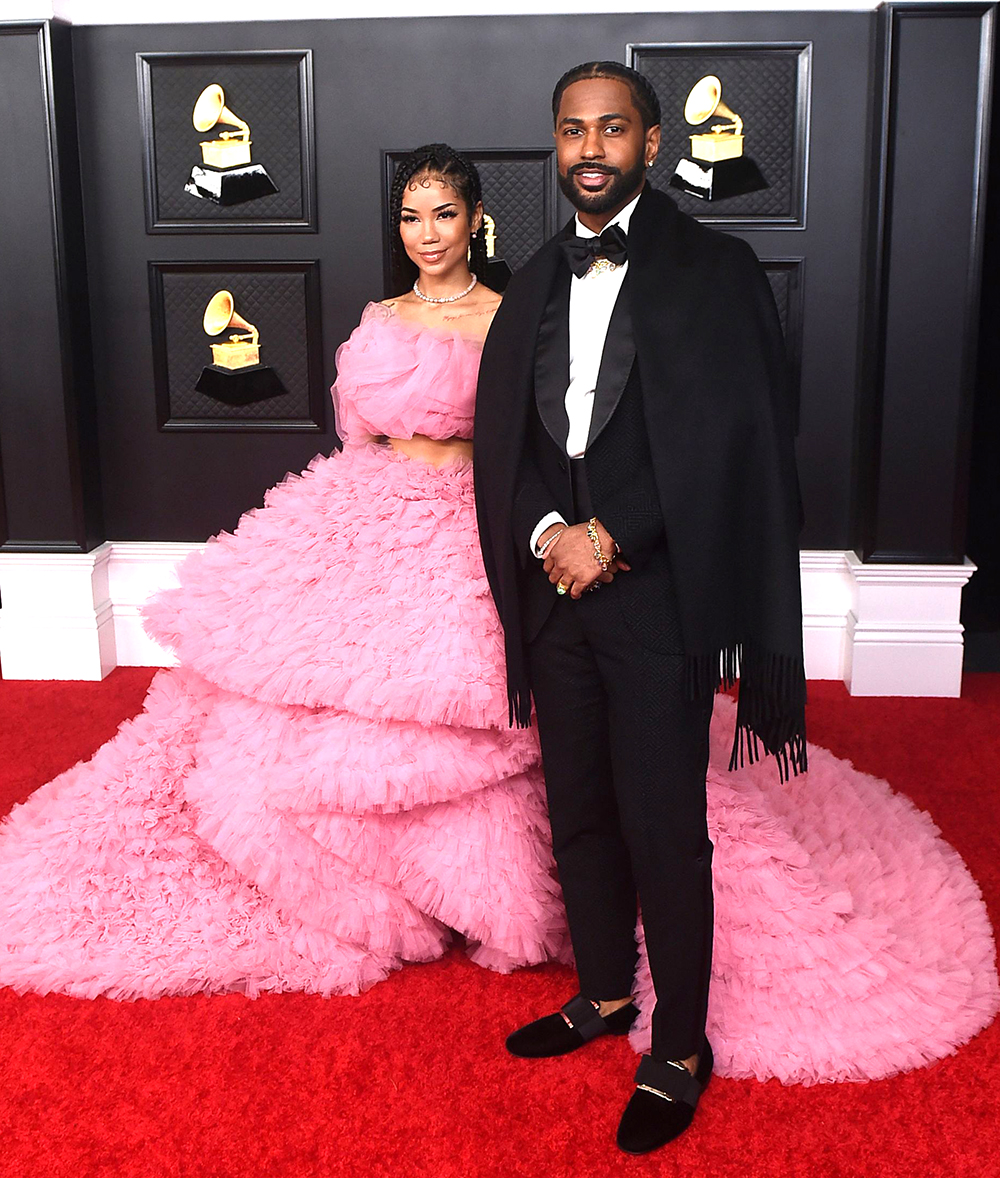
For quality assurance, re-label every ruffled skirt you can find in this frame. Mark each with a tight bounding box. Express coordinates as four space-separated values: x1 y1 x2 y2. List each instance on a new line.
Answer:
0 442 996 1084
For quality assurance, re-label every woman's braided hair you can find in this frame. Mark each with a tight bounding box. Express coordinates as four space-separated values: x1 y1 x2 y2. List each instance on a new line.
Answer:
551 61 662 131
388 144 489 296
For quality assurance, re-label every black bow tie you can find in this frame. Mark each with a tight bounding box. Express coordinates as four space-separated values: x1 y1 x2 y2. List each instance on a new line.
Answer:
560 223 628 278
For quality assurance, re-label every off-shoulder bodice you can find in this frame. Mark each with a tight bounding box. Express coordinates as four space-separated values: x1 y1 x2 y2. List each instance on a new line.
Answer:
331 302 483 442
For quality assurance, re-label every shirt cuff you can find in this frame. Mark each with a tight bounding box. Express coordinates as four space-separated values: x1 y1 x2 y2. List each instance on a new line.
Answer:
530 512 568 558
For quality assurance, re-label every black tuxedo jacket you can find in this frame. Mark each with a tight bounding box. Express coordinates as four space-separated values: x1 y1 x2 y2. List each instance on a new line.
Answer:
474 185 807 778
512 265 683 653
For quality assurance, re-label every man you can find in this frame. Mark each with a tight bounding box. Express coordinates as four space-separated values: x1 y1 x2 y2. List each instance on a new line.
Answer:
474 61 806 1155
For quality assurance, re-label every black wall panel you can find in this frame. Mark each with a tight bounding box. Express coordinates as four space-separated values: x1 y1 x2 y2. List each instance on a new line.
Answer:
963 44 1000 666
857 3 994 563
0 21 102 551
70 11 875 546
876 11 981 559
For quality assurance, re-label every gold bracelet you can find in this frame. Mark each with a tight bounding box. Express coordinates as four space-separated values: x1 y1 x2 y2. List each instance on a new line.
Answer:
587 517 612 572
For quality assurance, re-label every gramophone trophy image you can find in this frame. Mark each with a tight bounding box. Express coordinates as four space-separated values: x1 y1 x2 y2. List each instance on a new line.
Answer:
194 290 288 406
184 84 279 207
482 214 513 292
670 75 768 202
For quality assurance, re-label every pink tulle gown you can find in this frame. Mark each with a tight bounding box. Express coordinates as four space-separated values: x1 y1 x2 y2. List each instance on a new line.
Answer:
0 302 996 1086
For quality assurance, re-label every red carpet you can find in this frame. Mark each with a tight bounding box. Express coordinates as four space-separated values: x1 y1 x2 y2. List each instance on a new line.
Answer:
1 669 998 1178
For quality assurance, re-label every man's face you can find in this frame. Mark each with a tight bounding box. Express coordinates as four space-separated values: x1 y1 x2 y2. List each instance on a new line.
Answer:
553 77 659 223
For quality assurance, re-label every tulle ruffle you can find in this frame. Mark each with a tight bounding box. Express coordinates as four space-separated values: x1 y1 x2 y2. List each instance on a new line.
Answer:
1 673 995 1083
629 696 1000 1085
331 302 480 443
0 668 569 1000
144 443 512 729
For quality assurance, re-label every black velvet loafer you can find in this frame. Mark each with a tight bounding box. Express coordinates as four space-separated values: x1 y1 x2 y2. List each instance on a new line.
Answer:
505 994 639 1058
616 1039 714 1155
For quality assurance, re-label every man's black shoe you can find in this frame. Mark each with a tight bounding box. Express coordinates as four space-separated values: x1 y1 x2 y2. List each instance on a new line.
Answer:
616 1039 713 1154
505 994 638 1058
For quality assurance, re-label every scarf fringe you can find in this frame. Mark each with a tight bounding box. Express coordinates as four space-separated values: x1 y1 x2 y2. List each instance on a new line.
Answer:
729 711 808 783
685 645 808 782
509 688 533 729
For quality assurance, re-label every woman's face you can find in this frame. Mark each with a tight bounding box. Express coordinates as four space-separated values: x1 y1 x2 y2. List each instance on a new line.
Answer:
398 173 482 282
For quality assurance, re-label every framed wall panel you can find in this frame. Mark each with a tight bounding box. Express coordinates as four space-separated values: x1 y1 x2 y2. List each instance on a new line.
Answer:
137 49 316 233
148 260 324 432
380 148 558 294
628 42 812 228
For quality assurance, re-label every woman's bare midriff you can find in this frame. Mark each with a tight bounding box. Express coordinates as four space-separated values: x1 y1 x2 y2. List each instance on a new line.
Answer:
388 435 473 467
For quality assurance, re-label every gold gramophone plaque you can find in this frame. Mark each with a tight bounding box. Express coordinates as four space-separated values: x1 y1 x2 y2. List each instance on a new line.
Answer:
482 214 513 293
205 289 259 368
195 290 287 406
184 84 279 207
669 76 768 202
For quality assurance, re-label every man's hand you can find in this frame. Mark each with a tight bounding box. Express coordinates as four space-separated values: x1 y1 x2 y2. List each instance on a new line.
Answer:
535 522 565 556
543 520 630 599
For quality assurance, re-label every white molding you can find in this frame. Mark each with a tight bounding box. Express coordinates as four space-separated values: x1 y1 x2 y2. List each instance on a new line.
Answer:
18 1 884 27
800 549 854 681
0 544 116 680
107 542 202 668
843 552 976 697
0 543 977 694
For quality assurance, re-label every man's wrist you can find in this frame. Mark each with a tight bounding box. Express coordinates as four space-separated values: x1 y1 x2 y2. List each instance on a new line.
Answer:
530 511 568 557
587 518 613 571
592 519 618 559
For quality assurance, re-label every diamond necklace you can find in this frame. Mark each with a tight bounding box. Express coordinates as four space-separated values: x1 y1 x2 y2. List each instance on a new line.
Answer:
412 274 478 304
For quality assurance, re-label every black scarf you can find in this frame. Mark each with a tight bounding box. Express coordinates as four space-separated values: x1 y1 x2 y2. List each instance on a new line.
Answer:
474 185 807 779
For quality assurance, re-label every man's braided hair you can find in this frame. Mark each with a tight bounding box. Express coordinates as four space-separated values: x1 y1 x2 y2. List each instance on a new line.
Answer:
388 144 488 296
551 61 662 131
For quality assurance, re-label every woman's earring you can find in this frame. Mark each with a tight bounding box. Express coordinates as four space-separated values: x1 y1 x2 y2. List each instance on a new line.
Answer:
467 225 481 262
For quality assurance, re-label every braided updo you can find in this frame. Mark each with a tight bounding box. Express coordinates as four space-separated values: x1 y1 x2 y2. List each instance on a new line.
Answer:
551 61 662 131
388 144 489 296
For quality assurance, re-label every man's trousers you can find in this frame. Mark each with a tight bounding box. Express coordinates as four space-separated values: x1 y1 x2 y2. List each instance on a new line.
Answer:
527 583 714 1061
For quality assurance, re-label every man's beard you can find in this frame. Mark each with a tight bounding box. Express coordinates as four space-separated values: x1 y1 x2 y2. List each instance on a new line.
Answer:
557 156 646 215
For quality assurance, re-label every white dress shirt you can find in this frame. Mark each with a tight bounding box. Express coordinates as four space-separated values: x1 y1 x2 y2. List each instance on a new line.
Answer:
530 191 641 557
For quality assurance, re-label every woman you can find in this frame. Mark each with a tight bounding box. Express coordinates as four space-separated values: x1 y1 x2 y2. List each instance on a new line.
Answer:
0 144 569 1000
0 145 995 1084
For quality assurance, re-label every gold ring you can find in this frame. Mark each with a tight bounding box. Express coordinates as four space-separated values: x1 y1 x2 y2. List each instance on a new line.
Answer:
556 581 569 596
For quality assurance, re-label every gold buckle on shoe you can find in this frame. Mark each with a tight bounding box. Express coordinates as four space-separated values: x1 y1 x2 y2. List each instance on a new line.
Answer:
636 1084 674 1102
636 1059 690 1101
561 997 600 1029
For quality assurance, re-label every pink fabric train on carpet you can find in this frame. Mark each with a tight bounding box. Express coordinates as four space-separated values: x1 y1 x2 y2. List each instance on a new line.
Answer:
630 694 999 1082
0 303 995 1085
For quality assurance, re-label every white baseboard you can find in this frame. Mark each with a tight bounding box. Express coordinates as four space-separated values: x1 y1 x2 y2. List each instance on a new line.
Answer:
0 546 116 680
106 542 203 668
0 544 977 696
843 552 976 696
801 550 854 681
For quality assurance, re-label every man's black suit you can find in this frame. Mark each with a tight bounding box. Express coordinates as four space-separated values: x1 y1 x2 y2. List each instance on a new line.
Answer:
474 184 806 1062
520 259 716 1058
